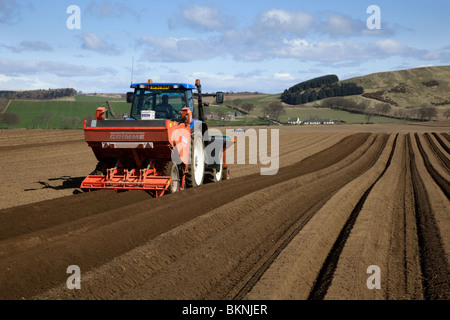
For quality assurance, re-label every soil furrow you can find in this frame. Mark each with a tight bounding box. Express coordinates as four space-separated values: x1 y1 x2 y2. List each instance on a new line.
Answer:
231 134 384 300
0 133 370 299
0 132 347 239
323 134 426 300
244 134 395 300
414 133 450 198
431 132 450 154
408 134 450 300
1 125 449 301
424 133 450 170
442 132 450 143
308 134 398 300
35 133 381 300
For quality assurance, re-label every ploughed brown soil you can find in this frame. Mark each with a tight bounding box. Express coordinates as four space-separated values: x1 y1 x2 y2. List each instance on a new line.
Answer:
0 122 448 300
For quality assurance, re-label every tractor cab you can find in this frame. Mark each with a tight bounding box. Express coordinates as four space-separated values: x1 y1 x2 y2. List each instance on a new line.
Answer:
127 81 197 121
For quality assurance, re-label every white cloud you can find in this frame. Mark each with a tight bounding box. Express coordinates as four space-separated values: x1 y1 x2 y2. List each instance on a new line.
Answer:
139 36 220 62
374 39 410 55
170 4 232 32
0 74 58 90
268 37 428 63
193 70 298 94
85 1 141 20
421 49 450 62
275 39 368 62
2 41 53 53
258 9 313 36
135 7 437 66
81 32 121 56
321 13 360 36
274 72 294 81
183 5 222 30
0 58 117 77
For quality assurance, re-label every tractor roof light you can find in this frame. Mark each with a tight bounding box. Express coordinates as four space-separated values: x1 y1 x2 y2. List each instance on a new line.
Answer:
148 79 153 83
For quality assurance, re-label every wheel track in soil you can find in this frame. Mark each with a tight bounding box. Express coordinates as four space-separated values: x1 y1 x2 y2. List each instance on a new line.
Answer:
0 133 369 300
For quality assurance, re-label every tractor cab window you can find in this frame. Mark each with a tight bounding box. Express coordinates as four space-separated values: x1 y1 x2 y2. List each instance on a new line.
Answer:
131 89 188 120
186 90 195 118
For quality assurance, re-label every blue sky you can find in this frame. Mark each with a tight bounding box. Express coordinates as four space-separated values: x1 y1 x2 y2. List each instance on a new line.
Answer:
0 0 449 94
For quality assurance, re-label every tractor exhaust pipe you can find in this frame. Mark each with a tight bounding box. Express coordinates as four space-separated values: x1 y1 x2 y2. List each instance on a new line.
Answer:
195 79 206 122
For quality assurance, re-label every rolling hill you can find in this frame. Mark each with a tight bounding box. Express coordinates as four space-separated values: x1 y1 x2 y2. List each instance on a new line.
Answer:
342 65 450 109
224 66 450 123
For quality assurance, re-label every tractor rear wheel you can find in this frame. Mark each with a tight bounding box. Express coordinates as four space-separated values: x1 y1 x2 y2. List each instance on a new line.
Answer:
164 161 180 194
205 154 224 183
221 167 230 181
185 132 205 188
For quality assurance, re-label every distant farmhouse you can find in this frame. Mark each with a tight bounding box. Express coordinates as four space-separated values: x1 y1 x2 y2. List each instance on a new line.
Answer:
288 117 302 125
302 119 335 125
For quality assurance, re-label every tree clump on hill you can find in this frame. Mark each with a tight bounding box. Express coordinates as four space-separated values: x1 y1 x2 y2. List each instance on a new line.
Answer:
281 75 364 105
417 105 438 121
241 102 255 125
32 113 54 129
0 113 20 129
60 116 81 129
422 80 439 87
262 101 286 122
361 91 398 106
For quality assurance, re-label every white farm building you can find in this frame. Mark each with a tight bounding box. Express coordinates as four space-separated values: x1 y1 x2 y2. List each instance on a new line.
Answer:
302 119 335 125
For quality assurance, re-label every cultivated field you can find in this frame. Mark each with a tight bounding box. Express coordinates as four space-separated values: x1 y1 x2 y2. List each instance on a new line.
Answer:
0 122 448 300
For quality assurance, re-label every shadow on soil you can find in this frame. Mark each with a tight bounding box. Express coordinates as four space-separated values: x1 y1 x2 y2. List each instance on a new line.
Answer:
24 176 85 194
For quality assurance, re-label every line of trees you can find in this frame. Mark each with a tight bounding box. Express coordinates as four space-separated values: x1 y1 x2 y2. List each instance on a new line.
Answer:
281 75 364 105
0 88 77 100
33 114 85 129
392 105 438 121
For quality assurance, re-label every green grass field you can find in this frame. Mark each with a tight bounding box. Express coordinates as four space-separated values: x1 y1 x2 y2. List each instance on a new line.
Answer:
2 100 131 129
74 95 124 102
